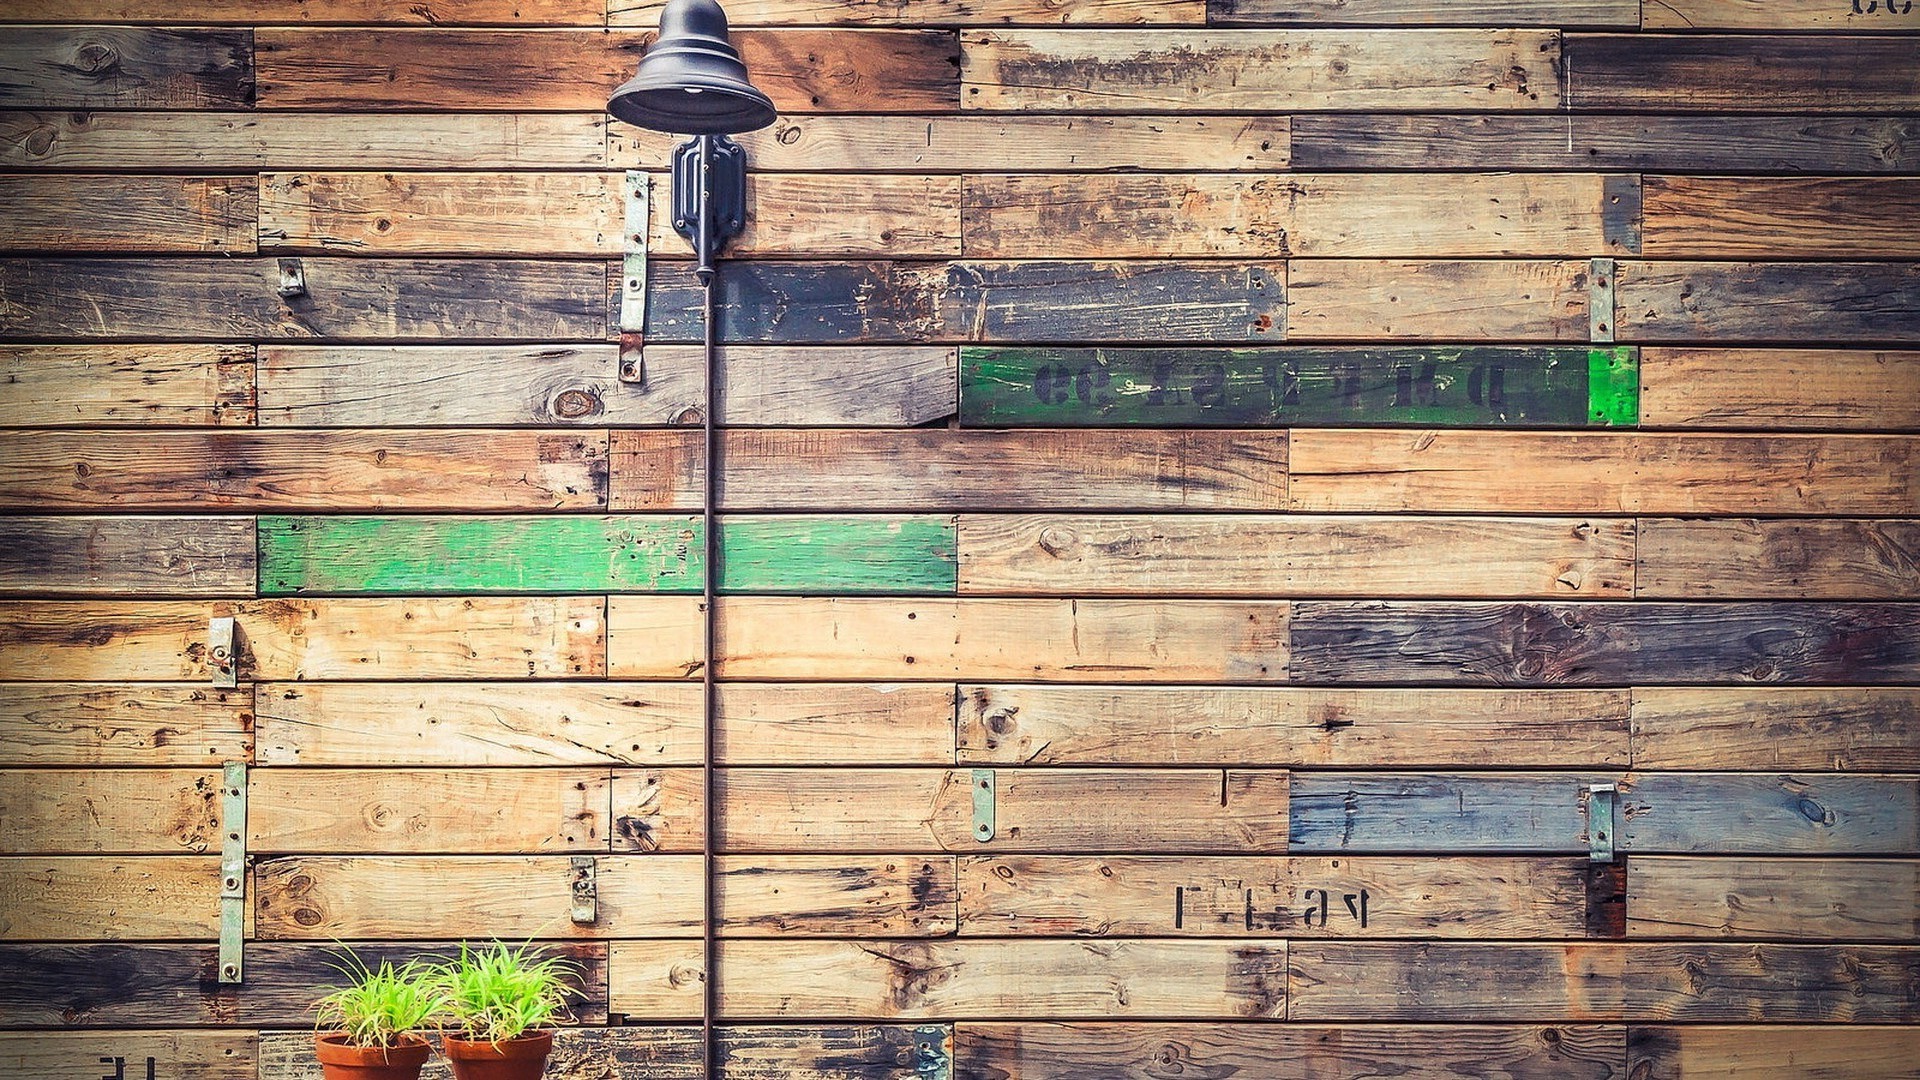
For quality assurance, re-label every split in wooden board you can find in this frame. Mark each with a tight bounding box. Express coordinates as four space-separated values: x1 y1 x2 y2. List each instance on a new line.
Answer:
0 683 253 767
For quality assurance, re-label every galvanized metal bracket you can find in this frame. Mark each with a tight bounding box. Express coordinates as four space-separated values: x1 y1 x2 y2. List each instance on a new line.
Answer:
218 761 247 984
914 1025 951 1080
570 856 598 925
276 257 307 299
971 769 995 843
208 616 237 689
1589 257 1616 343
618 171 650 383
1586 782 1619 863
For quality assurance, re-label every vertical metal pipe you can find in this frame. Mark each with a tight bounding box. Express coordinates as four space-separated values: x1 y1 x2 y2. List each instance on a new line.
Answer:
701 274 718 1076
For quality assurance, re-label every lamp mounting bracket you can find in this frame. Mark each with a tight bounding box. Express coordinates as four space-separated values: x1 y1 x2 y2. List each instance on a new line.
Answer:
671 133 748 283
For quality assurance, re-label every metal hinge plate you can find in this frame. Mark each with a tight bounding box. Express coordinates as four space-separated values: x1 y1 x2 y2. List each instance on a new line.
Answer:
218 761 246 983
1586 782 1619 863
914 1024 951 1080
1589 257 1616 343
971 769 995 843
570 855 598 925
208 616 237 689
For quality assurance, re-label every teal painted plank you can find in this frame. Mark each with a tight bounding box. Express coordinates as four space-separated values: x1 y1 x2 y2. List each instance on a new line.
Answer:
960 346 1620 427
1289 773 1602 854
258 516 956 596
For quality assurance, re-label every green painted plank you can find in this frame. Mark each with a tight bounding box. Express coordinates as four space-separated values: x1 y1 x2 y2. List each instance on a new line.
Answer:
258 516 956 596
1588 347 1638 426
960 346 1632 428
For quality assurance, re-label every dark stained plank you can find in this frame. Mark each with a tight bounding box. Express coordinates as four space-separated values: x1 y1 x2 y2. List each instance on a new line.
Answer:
1285 260 1589 341
1629 857 1920 941
1627 1026 1920 1080
613 0 1205 25
0 683 252 766
1636 519 1920 600
0 258 608 342
0 27 251 109
1288 602 1920 686
1638 348 1920 431
1644 177 1920 258
1617 261 1920 343
0 175 255 254
0 516 255 597
0 0 603 21
0 1031 253 1080
1 344 253 427
1631 688 1920 771
1644 0 1920 29
1209 0 1636 24
0 430 607 511
1564 34 1920 112
1624 773 1920 855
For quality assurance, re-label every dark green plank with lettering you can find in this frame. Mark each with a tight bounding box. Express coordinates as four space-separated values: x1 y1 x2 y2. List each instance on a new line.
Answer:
258 515 957 595
960 346 1637 427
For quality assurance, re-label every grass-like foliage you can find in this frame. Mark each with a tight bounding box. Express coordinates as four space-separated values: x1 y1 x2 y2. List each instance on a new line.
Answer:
314 951 444 1049
436 940 576 1045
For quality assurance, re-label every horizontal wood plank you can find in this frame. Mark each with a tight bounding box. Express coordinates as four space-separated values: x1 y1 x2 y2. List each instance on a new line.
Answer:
1636 519 1920 599
1618 261 1920 343
0 0 604 23
715 855 959 937
1638 348 1920 430
613 0 1205 25
1631 688 1920 771
1564 34 1920 111
1627 1025 1920 1080
1624 773 1920 855
0 683 251 766
249 768 609 854
1212 0 1634 23
0 344 253 427
1644 177 1920 258
0 857 220 940
1285 260 1589 341
0 1031 253 1080
0 27 251 109
0 175 255 254
0 517 255 597
1643 0 1920 29
1628 857 1920 941
0 769 221 854
1287 773 1603 854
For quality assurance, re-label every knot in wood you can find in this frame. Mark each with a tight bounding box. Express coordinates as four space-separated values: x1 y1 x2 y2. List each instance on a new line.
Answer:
70 41 120 74
1036 526 1077 557
551 388 603 420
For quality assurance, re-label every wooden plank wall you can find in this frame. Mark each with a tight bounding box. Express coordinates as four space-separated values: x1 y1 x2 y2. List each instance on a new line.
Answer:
1 1 1918 1077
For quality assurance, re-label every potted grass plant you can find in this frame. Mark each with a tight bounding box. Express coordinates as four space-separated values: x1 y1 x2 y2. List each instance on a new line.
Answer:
433 941 575 1080
312 952 442 1080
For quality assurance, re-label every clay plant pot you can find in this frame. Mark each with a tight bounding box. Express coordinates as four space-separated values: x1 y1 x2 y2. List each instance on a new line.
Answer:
440 1031 555 1080
315 1033 432 1080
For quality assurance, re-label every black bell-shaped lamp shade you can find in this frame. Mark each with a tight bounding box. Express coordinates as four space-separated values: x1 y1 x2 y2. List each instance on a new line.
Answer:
608 0 776 135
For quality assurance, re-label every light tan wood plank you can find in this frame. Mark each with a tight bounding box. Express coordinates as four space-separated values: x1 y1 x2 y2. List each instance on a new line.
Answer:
1215 0 1637 23
248 768 608 854
1638 348 1920 430
0 1032 253 1080
0 684 251 766
962 29 1562 111
0 517 255 597
1637 519 1920 599
1631 688 1920 771
0 769 221 854
1286 259 1589 340
0 602 216 682
1629 1025 1920 1080
716 855 959 937
0 0 603 22
958 686 1630 766
612 939 1288 1019
0 857 219 940
1643 0 1920 29
1644 177 1920 258
958 855 1603 938
0 344 253 427
1628 857 1920 941
959 514 1632 598
614 0 1203 25
0 175 255 254
607 597 1289 682
715 684 955 765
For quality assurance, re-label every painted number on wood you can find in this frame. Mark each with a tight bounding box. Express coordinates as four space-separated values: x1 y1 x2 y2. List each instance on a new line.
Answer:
99 1059 158 1080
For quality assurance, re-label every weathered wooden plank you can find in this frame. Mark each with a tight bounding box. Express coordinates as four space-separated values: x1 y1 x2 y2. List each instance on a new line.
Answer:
959 515 1632 598
1624 773 1920 855
611 113 1289 171
958 686 1631 766
0 1031 254 1080
0 857 219 940
716 684 958 765
1638 348 1920 430
1637 519 1920 600
961 29 1561 111
0 175 255 254
1644 0 1920 29
0 430 607 511
1632 688 1920 771
1644 177 1920 259
258 514 955 595
607 597 1289 682
1 111 606 170
1618 261 1920 343
716 855 959 937
0 517 255 597
1211 0 1635 24
1285 260 1589 341
611 939 1288 1019
260 173 961 258
1629 857 1920 941
1291 115 1920 172
0 684 251 767
0 942 607 1027
1288 602 1920 686
956 1023 1625 1080
611 430 1286 511
1627 1025 1920 1080
0 258 607 342
249 768 610 854
256 29 958 112
1288 943 1920 1021
0 0 604 22
0 27 251 109
957 855 1607 938
615 0 1203 25
0 602 219 682
1288 432 1920 514
1288 773 1603 854
1565 34 1920 111
0 769 221 854
960 345 1631 427
609 768 703 852
963 173 1622 258
1 344 253 427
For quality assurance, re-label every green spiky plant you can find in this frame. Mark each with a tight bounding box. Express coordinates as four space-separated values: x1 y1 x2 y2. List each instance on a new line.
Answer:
434 941 576 1045
314 951 444 1049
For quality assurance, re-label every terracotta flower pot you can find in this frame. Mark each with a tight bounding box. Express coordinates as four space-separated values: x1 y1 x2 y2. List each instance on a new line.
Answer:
315 1033 432 1080
441 1030 555 1080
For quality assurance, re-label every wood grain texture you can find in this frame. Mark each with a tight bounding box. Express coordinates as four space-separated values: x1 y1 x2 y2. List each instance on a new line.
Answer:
1627 1025 1920 1080
1214 0 1635 22
1628 857 1920 941
1631 688 1920 771
1617 262 1920 343
0 344 253 427
714 684 957 765
0 430 607 511
1287 773 1603 854
611 939 1289 1019
1643 0 1920 29
0 1031 252 1080
1287 602 1920 686
1638 348 1920 430
1565 34 1920 111
0 769 221 854
0 517 255 597
958 514 1632 597
1287 432 1920 514
1636 519 1920 599
958 685 1630 766
607 596 1290 682
1644 177 1920 258
0 175 255 254
610 430 1286 511
1284 260 1589 341
0 27 251 108
0 684 251 767
956 855 1602 938
614 0 1205 25
961 29 1561 111
715 855 959 937
0 0 605 23
248 768 609 854
0 857 220 940
1623 773 1920 855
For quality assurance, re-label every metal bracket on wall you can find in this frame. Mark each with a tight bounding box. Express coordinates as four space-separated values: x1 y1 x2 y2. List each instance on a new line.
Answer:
1586 782 1619 863
971 769 996 843
208 616 237 689
276 257 307 300
218 761 247 984
618 171 650 384
1589 257 1616 343
914 1025 951 1080
570 856 598 925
